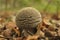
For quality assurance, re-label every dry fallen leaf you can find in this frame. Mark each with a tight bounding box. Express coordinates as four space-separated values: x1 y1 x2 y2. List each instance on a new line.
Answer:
27 35 39 40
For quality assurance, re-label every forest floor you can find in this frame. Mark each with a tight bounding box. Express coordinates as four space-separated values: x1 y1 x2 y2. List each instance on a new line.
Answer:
0 11 60 40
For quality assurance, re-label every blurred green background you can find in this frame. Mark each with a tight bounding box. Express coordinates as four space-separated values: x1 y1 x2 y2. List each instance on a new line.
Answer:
0 0 60 13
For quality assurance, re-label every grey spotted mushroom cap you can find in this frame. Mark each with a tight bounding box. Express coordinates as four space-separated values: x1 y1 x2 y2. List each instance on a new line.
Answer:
16 7 42 29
